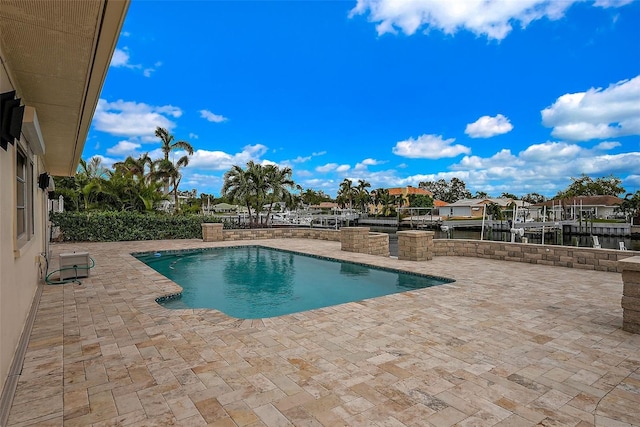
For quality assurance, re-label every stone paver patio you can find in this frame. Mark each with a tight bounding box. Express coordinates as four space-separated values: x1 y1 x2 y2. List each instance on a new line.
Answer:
5 238 640 426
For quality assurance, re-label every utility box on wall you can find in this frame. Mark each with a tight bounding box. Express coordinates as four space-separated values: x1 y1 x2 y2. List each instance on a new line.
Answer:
59 252 91 280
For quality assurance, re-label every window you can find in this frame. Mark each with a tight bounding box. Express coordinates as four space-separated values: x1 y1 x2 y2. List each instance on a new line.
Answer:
16 149 26 238
16 146 34 247
29 160 34 236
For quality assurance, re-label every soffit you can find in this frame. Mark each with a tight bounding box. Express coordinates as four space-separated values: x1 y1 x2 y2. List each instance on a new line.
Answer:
0 0 129 176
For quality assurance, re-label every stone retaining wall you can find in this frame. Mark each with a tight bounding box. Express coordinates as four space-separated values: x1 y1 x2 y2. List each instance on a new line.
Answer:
433 239 639 273
202 224 639 272
368 232 390 257
202 224 340 242
340 227 389 256
224 228 340 242
203 225 387 255
620 256 640 333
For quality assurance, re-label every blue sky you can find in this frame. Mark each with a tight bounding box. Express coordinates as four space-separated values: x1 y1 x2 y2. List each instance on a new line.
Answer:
86 0 640 199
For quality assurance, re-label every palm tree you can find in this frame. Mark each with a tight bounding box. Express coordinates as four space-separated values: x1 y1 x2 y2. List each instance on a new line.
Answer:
155 127 194 161
337 178 355 210
222 164 255 226
76 156 108 210
371 188 384 216
112 154 165 212
245 161 269 225
154 127 194 195
264 165 295 225
375 189 394 217
152 156 190 213
113 153 153 183
354 179 371 213
78 156 108 180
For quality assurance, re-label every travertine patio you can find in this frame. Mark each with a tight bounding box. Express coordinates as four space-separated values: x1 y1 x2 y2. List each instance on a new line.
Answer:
5 239 640 426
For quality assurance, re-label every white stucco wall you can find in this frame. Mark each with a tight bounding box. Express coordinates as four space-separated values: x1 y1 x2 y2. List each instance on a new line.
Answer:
0 61 46 395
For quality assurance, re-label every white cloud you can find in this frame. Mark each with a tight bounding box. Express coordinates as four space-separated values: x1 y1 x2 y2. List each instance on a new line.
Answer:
454 149 520 170
594 0 634 7
541 75 640 141
292 151 327 164
392 134 470 159
110 47 159 77
465 114 513 138
106 140 141 156
292 155 312 163
93 99 182 137
355 158 384 170
200 110 229 123
182 173 224 195
295 170 313 177
624 174 640 188
316 163 339 173
189 133 199 140
445 141 640 196
314 163 351 173
110 48 135 68
519 141 582 162
187 144 269 171
593 141 621 150
349 0 587 40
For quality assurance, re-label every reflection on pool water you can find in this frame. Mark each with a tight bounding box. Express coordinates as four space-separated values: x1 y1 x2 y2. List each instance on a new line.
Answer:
135 246 454 319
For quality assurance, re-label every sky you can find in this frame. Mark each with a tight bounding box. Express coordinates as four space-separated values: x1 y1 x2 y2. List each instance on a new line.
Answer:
85 0 640 199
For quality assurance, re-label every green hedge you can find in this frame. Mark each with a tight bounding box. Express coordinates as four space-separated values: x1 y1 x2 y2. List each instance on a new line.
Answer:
50 211 223 242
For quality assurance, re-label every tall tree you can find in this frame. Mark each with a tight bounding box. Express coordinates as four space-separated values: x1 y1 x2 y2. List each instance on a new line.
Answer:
76 156 108 210
113 153 153 183
222 164 255 225
221 162 299 227
616 191 640 223
407 194 434 208
522 192 546 204
555 174 625 198
154 127 194 195
419 177 471 203
500 192 518 200
484 202 503 220
378 190 395 217
152 156 191 213
263 164 295 225
354 179 371 213
337 178 355 209
300 188 331 206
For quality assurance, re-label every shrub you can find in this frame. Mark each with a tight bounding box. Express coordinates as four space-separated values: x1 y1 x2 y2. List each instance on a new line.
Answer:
50 211 223 242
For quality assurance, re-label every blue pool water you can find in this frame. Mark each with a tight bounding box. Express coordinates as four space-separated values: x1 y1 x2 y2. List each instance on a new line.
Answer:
135 246 454 319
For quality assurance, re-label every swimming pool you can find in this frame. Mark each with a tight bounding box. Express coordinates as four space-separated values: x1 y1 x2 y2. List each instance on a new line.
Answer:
135 246 454 319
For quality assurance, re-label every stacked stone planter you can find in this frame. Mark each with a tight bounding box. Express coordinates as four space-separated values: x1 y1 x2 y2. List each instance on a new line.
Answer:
620 256 640 334
201 223 223 242
340 227 370 254
397 230 434 261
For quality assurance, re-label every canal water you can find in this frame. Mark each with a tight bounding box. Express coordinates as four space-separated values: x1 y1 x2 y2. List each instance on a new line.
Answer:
382 229 639 257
